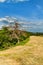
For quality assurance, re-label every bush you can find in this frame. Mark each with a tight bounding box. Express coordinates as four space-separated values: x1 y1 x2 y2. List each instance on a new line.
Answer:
0 28 29 50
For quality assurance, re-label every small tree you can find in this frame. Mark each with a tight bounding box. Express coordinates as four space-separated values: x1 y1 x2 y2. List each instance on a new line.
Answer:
13 22 21 43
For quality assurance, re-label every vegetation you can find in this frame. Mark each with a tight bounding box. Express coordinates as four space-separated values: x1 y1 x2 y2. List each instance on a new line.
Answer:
0 22 43 65
0 22 43 50
28 32 43 36
0 22 29 50
0 36 43 65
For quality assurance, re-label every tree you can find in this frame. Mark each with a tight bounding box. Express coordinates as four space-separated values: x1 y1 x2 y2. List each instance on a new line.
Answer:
13 22 21 43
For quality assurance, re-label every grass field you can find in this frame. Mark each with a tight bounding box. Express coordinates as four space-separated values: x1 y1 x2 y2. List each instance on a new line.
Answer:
0 36 43 65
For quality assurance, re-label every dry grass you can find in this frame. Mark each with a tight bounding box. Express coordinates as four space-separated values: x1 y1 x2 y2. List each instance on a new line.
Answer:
0 36 43 65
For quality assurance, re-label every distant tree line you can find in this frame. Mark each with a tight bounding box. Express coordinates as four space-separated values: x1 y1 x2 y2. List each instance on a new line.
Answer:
28 32 43 36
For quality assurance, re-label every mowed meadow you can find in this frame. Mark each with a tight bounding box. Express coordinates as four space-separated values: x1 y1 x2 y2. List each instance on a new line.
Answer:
0 36 43 65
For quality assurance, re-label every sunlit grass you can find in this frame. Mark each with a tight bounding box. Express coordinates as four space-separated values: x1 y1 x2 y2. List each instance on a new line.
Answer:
0 36 43 65
16 37 29 46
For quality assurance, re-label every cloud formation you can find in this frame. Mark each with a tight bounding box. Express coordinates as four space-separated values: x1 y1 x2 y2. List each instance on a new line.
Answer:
0 16 43 32
0 0 5 2
0 0 29 3
15 0 29 2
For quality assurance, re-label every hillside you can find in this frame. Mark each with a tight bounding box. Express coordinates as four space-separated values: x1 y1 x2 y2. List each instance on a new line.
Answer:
0 36 43 65
0 23 29 50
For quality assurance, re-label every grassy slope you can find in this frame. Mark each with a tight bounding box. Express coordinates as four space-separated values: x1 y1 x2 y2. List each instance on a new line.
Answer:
0 36 43 65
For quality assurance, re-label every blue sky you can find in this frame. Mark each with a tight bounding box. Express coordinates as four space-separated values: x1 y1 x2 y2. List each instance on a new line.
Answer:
0 0 43 32
0 0 43 18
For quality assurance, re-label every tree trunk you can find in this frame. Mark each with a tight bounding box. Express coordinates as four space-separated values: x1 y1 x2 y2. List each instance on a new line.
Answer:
18 39 20 43
12 31 20 44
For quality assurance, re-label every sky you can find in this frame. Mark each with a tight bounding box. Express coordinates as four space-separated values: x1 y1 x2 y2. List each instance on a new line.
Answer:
0 0 43 32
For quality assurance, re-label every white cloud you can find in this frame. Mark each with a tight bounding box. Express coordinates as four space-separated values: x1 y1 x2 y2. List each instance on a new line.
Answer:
0 18 7 21
0 0 29 3
15 0 29 2
0 16 43 32
0 0 6 2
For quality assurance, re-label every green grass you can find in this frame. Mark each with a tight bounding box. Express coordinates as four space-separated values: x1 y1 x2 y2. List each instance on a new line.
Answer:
16 37 29 46
0 37 29 51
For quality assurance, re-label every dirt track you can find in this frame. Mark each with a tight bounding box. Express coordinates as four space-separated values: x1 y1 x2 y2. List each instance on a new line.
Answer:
0 36 43 65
